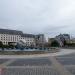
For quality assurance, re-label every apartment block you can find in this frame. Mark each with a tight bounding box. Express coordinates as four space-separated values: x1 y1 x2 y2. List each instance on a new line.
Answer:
0 29 45 47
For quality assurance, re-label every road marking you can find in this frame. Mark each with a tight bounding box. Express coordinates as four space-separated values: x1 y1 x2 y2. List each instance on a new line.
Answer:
0 59 16 66
48 56 73 75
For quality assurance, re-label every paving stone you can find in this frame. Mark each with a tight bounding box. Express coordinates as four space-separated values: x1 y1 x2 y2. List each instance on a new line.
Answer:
0 59 9 64
56 54 75 65
8 58 51 66
1 67 60 75
65 66 75 75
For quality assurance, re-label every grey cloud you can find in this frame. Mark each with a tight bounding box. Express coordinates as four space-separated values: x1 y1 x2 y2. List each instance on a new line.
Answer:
0 0 75 37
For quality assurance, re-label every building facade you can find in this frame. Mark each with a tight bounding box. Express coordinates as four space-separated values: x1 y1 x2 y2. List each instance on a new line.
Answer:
35 34 45 47
55 34 70 47
0 29 45 47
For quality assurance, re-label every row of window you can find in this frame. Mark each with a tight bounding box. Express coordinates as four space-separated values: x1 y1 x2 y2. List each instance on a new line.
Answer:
0 34 21 37
0 38 19 42
0 38 34 43
0 38 34 42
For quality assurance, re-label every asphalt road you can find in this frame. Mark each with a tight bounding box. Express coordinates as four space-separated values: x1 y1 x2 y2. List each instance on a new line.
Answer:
0 49 75 75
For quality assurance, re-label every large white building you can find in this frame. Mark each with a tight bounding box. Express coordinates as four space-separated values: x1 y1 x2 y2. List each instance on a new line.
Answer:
0 29 45 47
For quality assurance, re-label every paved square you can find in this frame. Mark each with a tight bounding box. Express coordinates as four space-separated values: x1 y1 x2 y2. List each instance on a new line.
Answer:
0 59 9 64
1 53 75 75
8 57 51 66
56 53 75 65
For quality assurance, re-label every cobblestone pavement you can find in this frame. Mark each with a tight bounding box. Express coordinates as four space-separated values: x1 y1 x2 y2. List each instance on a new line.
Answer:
0 49 75 75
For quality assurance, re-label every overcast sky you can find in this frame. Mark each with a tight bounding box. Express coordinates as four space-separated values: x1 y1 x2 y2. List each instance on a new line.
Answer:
0 0 75 38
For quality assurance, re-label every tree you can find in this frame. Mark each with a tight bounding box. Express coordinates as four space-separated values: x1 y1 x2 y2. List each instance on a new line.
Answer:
0 41 4 51
51 40 60 47
0 41 3 47
63 40 67 46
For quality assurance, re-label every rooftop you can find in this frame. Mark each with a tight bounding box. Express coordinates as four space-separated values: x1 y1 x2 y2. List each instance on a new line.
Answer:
0 28 23 35
0 28 42 38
